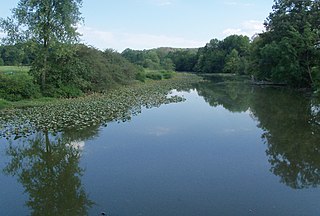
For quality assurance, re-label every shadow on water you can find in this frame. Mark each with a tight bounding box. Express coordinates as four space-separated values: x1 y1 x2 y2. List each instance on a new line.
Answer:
1 76 320 215
0 82 193 215
3 131 94 215
196 80 320 189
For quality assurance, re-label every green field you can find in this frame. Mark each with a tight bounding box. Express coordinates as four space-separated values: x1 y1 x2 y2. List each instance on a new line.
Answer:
0 66 30 74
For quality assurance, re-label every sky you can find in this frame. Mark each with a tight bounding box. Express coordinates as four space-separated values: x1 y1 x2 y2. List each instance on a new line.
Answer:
0 0 274 52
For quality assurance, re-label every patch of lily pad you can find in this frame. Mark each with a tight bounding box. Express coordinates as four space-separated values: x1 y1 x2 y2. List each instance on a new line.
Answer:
0 73 202 140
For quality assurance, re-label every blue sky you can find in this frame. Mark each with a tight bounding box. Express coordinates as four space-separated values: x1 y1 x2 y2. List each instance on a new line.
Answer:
0 0 274 51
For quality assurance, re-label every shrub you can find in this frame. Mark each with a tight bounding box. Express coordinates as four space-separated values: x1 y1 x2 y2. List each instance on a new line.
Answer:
0 72 41 101
0 98 11 109
161 70 175 79
146 71 163 80
58 85 83 98
135 69 146 82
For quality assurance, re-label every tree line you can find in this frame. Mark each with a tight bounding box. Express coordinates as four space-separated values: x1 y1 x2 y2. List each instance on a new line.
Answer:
121 0 320 90
0 0 319 102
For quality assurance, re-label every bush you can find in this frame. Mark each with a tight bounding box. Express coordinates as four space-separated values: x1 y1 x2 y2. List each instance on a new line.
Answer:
0 98 11 109
0 72 41 101
136 70 146 82
58 85 83 98
161 70 175 79
41 84 83 98
146 71 163 80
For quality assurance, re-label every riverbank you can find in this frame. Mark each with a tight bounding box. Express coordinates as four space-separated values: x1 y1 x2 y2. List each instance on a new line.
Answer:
0 69 184 110
0 73 202 139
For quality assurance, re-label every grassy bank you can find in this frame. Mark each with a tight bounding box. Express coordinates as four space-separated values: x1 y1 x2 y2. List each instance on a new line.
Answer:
0 97 60 110
0 72 201 110
0 73 202 139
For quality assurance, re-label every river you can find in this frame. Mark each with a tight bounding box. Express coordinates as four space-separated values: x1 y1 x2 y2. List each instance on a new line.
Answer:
1 78 320 215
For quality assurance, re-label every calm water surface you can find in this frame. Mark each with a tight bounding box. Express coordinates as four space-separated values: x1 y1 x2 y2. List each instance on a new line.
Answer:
1 81 320 215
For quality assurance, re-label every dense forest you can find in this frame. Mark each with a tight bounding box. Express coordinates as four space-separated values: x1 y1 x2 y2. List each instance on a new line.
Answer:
0 0 319 102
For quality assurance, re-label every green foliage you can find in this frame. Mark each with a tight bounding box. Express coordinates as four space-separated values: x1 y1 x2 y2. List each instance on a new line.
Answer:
312 67 320 92
0 0 83 90
42 85 83 98
122 47 198 72
77 46 138 91
0 99 11 109
250 0 320 88
0 44 141 100
223 49 241 74
161 70 175 79
167 49 197 72
0 43 35 66
0 72 41 101
144 70 175 80
161 58 175 71
146 71 163 80
0 66 30 73
135 70 147 82
0 73 201 137
195 35 250 74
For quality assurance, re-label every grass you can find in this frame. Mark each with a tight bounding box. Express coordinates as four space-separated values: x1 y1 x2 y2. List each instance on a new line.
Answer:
0 97 59 110
0 66 30 74
144 69 176 80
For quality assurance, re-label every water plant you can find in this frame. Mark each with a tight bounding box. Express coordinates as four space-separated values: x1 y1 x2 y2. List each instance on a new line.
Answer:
0 73 202 140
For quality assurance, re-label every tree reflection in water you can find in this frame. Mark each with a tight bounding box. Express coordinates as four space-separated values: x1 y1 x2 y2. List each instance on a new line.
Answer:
252 88 320 189
4 131 93 215
197 80 320 189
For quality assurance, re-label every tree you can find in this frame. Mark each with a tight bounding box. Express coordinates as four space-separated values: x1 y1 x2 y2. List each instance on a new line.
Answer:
223 49 241 74
0 0 83 90
251 0 320 87
4 132 93 215
167 49 198 72
221 35 250 57
194 39 226 73
194 35 250 74
161 58 175 71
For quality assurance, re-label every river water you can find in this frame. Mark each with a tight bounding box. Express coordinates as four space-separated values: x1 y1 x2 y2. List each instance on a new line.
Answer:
1 79 320 215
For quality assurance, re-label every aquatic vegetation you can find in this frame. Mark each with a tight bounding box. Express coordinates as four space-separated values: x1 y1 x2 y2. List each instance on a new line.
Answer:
0 74 202 139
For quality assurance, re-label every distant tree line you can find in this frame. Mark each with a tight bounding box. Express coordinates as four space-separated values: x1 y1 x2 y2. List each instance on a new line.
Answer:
121 0 320 90
0 43 35 66
1 0 319 102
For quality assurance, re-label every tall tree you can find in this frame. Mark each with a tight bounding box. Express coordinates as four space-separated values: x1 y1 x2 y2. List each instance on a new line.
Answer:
252 0 320 87
0 0 83 90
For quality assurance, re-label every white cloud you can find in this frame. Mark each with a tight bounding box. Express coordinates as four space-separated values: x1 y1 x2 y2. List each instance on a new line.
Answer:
225 1 237 6
68 141 85 150
148 127 172 136
222 20 264 38
224 1 253 7
156 0 173 6
0 31 5 38
78 25 204 52
152 0 173 6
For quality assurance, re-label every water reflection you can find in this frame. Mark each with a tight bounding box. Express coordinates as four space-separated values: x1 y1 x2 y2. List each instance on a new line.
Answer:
3 131 93 215
251 88 320 189
1 78 320 215
197 81 320 189
196 81 251 112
